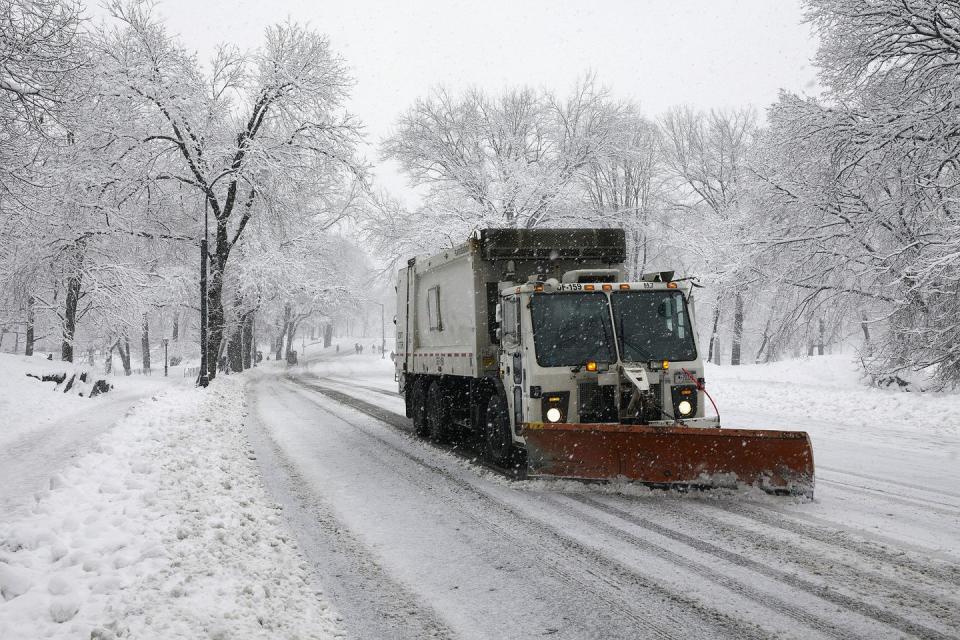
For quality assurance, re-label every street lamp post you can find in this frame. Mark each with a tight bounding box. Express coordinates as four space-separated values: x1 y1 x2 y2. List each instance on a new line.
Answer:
163 338 169 377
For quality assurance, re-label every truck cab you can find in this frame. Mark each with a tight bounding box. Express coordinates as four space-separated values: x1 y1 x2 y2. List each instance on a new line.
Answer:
496 273 715 456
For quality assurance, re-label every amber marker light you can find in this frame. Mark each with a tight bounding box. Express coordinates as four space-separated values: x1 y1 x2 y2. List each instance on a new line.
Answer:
534 284 544 292
667 282 678 289
662 360 670 369
602 283 613 291
619 283 630 290
586 361 598 372
584 284 595 291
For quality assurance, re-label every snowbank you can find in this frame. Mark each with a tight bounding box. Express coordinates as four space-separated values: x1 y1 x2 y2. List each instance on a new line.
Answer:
707 354 960 451
304 351 395 386
0 353 170 447
0 373 342 639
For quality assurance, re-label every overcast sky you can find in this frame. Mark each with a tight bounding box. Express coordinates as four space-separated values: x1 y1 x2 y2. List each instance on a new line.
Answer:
138 0 820 203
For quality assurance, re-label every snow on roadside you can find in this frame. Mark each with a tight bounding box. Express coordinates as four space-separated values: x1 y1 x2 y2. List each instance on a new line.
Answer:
0 374 343 639
0 352 171 448
706 354 960 450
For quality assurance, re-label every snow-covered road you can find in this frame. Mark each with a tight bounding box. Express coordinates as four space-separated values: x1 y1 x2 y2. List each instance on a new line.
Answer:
247 356 960 640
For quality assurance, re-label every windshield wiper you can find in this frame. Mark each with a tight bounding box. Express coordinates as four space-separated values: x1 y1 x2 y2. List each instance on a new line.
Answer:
616 313 651 362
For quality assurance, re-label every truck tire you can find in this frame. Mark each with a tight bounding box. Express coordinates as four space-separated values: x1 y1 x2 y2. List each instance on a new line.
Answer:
411 378 429 437
426 381 451 442
485 393 512 467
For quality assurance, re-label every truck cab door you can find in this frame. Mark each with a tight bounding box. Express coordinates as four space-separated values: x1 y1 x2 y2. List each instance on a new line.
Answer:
499 296 523 434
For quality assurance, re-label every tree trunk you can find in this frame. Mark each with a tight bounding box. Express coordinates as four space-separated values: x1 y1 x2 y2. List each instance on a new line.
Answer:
242 311 254 370
206 258 225 381
323 323 333 348
227 326 243 373
730 291 744 366
61 271 82 362
25 295 35 356
817 318 825 356
285 320 297 360
105 344 113 374
117 338 132 376
860 311 871 343
141 312 151 371
172 311 179 341
707 297 722 364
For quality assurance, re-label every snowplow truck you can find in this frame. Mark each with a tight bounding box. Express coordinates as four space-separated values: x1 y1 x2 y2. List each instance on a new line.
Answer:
395 228 814 495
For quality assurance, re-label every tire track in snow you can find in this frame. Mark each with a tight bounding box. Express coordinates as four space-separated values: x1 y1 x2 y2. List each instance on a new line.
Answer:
248 381 457 640
300 373 960 588
291 375 960 639
285 382 697 640
709 502 960 585
289 378 775 640
564 494 958 640
818 466 960 502
643 496 960 631
539 494 860 640
817 478 960 517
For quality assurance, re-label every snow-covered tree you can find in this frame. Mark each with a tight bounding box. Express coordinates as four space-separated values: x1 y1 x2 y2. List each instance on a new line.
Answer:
752 0 960 385
95 1 363 379
378 75 623 253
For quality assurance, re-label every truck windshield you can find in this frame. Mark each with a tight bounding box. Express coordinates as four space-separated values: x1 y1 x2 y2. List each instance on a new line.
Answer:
610 291 697 362
530 293 616 367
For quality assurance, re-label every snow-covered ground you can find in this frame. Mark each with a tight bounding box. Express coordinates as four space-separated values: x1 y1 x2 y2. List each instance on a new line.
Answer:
3 349 958 639
0 361 342 639
0 353 174 518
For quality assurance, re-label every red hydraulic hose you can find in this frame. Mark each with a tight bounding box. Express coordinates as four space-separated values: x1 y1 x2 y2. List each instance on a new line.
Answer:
681 367 720 425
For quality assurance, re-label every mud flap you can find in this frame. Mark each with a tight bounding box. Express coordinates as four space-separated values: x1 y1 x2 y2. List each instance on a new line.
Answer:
524 422 815 496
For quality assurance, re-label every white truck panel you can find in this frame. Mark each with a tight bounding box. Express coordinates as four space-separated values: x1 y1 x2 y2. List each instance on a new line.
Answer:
398 242 491 379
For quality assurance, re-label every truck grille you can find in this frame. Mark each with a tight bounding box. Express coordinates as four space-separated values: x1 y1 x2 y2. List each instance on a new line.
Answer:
578 382 617 423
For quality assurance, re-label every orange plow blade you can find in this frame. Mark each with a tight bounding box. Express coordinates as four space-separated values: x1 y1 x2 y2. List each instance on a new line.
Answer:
524 422 815 496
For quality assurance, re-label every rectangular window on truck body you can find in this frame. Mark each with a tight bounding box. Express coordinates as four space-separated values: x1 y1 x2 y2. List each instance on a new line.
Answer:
502 296 520 346
611 291 697 362
530 293 616 367
427 286 442 331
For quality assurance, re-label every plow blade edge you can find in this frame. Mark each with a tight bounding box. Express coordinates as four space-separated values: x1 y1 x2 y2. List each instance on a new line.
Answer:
524 422 814 495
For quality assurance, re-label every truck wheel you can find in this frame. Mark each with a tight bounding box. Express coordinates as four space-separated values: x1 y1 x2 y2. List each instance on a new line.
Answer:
426 381 451 442
411 379 429 437
485 393 513 467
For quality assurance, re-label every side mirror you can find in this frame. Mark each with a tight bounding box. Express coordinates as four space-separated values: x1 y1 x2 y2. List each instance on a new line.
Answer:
495 327 503 341
495 303 502 324
392 315 397 325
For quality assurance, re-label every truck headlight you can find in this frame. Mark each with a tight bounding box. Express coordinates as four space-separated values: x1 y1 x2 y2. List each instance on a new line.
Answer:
541 392 569 423
671 385 697 419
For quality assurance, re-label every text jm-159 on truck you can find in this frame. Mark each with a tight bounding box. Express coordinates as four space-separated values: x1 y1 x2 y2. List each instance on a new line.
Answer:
395 228 814 496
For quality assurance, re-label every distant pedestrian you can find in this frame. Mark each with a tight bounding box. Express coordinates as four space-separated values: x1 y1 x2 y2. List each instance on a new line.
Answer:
336 344 339 353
